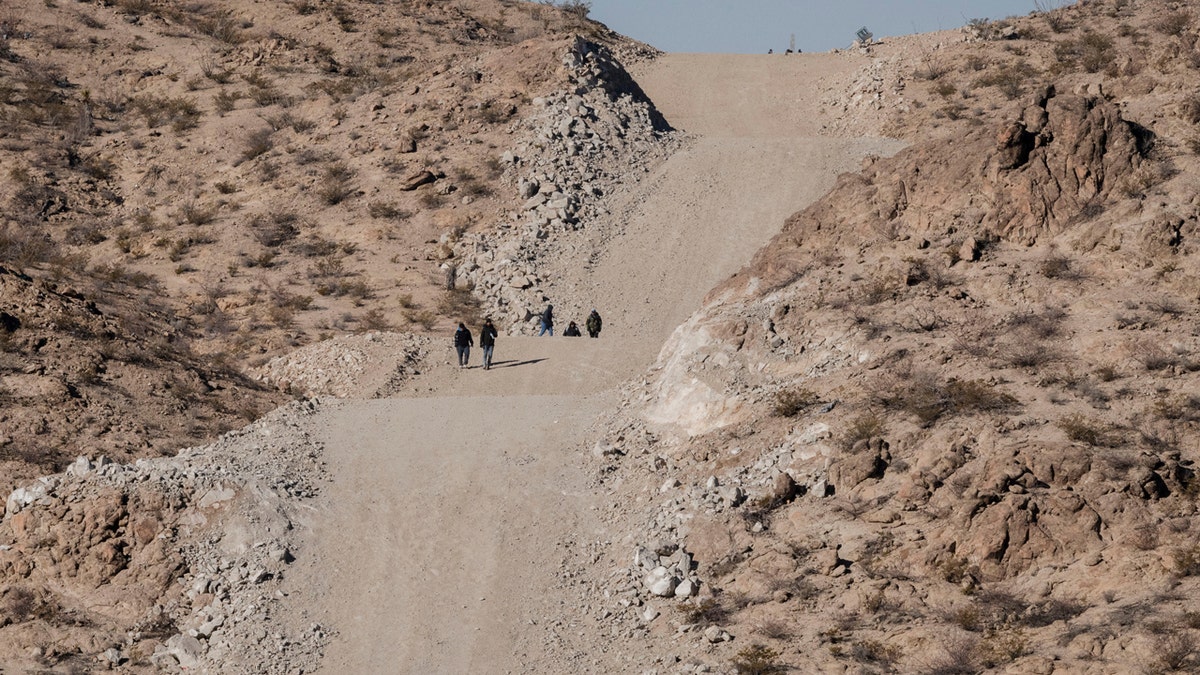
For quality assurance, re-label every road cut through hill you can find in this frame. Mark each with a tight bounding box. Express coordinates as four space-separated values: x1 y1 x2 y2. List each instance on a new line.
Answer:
282 51 906 673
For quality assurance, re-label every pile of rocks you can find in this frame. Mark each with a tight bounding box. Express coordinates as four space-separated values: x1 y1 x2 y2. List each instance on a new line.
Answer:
451 38 684 333
1 400 328 673
255 332 430 399
819 56 911 137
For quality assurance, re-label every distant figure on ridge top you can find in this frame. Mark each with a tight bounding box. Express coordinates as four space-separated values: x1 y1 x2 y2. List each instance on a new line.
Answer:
453 322 473 368
538 304 554 336
564 321 582 337
479 318 498 370
586 309 602 338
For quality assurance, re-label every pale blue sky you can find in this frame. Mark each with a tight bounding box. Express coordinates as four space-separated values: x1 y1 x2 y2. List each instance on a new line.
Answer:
587 1 1042 53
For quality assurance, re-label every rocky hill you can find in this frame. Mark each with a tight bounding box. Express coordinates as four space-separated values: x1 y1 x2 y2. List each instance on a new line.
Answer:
3 0 1200 673
0 0 661 484
589 1 1200 672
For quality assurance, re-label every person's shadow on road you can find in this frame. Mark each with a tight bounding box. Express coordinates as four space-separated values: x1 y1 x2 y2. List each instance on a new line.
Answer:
489 358 547 369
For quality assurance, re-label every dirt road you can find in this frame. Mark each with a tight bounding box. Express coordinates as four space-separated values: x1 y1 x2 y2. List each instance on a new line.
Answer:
285 52 904 673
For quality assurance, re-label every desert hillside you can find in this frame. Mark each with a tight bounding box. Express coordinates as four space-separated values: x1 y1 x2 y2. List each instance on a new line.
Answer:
2 0 1200 673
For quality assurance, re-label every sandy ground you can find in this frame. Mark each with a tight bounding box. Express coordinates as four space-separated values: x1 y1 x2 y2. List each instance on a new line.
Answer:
283 52 906 673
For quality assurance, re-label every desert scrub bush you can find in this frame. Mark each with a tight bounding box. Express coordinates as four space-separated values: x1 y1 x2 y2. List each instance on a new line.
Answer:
1154 631 1198 671
681 597 729 626
404 308 436 330
1155 10 1193 37
1173 543 1200 577
180 201 217 225
849 639 902 667
1153 394 1200 422
368 202 411 220
1052 32 1115 73
213 89 242 115
878 372 1018 426
975 626 1027 668
357 307 392 331
772 388 819 417
998 338 1060 369
128 95 201 132
438 288 483 325
840 412 885 450
1039 253 1082 279
1057 414 1117 446
251 211 300 247
973 60 1037 98
1007 305 1067 339
239 128 274 163
318 162 356 205
730 644 783 675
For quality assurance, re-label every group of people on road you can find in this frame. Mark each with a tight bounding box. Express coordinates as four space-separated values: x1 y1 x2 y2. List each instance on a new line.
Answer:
537 305 602 338
452 305 603 371
453 318 498 369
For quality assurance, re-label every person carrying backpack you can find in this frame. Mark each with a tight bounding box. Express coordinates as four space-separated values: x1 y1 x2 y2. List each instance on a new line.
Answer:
537 304 554 336
586 309 602 338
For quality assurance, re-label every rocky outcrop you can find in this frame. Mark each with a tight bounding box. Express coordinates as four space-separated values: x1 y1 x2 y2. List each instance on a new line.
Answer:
451 38 683 333
0 401 326 673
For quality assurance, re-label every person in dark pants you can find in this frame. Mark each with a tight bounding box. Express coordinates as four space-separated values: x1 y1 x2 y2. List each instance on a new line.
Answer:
563 321 582 337
479 318 498 370
453 322 473 367
586 309 602 338
537 304 554 336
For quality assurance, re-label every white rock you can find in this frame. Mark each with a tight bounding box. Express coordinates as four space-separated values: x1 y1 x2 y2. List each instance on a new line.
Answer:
704 626 731 643
644 566 677 597
674 578 698 598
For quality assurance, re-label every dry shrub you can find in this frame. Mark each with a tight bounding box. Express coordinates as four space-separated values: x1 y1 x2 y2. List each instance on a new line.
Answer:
438 288 482 325
1057 414 1116 446
357 308 392 332
368 202 411 220
1053 32 1115 73
730 643 783 675
974 60 1038 98
752 618 793 641
850 639 902 666
240 128 273 162
251 211 300 247
318 162 356 205
1154 394 1200 422
878 371 1017 426
1039 253 1081 279
1173 543 1200 577
772 388 819 417
1155 631 1197 671
840 412 885 450
1155 10 1193 37
681 597 729 626
128 94 201 132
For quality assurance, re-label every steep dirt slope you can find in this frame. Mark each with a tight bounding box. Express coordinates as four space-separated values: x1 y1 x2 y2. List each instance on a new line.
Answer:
280 49 901 674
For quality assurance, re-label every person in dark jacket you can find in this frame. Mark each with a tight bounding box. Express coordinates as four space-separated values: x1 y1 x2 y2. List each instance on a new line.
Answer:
563 321 582 337
537 304 554 336
586 309 602 338
479 318 498 370
453 322 473 367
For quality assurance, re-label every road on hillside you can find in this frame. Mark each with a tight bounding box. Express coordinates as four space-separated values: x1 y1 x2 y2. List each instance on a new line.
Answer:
281 53 905 673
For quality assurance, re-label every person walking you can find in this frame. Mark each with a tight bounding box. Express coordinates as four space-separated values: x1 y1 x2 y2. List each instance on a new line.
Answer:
479 318 498 370
586 309 602 338
563 321 582 337
453 322 473 367
537 304 554 336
